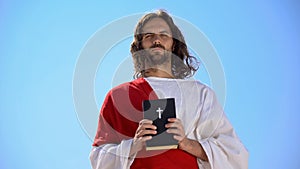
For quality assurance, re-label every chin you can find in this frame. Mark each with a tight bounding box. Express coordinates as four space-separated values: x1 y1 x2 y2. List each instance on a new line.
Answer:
150 50 164 56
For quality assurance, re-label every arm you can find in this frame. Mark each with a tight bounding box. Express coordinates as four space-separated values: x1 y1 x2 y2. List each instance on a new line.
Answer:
90 140 134 169
195 88 249 169
166 87 248 169
90 92 136 169
90 98 157 169
165 118 208 161
90 119 157 169
178 137 208 161
130 119 156 156
89 112 136 169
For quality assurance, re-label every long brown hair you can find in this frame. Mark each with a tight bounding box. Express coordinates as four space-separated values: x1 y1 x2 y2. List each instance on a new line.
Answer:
130 10 199 79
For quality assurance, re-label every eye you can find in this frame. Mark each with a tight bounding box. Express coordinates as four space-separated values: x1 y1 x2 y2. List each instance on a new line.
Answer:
160 33 171 39
142 33 154 40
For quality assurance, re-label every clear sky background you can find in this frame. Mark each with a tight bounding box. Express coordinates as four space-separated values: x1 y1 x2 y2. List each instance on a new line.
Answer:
1 0 299 169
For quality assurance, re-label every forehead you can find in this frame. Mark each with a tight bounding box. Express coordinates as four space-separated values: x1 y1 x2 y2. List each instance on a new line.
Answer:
141 17 172 34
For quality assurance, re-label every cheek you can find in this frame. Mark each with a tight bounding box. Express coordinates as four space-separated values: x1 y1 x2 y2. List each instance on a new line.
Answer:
165 39 174 51
141 41 151 49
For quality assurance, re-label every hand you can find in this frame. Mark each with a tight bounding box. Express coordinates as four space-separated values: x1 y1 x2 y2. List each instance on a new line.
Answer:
165 118 186 142
165 118 208 161
130 119 157 155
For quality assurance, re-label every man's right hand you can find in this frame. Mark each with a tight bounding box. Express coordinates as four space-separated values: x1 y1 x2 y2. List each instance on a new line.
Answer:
130 119 157 156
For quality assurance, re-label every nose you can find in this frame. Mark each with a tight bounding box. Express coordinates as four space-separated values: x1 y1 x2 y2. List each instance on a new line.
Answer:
153 34 161 44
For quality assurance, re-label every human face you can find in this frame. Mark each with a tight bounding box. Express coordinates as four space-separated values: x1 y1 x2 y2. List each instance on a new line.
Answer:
141 17 174 58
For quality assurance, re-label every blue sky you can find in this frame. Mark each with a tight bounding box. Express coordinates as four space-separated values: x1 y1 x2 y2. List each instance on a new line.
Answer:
1 0 300 169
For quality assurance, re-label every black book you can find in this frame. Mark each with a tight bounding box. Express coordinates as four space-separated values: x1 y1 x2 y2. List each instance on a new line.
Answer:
142 98 178 150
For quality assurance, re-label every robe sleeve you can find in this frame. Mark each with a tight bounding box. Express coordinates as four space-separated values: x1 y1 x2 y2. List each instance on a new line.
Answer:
89 90 137 169
196 88 249 169
89 140 135 169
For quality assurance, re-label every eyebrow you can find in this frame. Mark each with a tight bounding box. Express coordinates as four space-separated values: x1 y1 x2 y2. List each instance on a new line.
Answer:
141 30 171 35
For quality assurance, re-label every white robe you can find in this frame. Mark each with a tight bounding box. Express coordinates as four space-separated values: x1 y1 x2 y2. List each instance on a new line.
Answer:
90 77 248 169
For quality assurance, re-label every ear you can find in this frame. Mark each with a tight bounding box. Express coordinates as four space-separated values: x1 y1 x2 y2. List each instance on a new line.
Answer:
172 43 175 52
131 42 139 51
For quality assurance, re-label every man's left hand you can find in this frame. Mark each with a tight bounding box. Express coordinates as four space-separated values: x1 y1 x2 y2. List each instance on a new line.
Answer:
165 118 186 142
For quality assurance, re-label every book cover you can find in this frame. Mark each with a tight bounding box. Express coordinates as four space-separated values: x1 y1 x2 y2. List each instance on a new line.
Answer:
142 98 178 150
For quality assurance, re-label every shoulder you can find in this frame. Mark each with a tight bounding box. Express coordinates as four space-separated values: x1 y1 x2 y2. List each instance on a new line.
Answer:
103 78 153 112
182 78 213 93
109 78 147 93
182 79 218 102
106 78 151 99
196 81 217 98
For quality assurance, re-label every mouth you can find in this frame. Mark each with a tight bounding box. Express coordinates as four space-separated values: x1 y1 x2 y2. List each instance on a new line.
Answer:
150 47 164 52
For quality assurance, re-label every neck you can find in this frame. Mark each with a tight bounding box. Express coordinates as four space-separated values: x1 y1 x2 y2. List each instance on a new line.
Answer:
144 62 174 78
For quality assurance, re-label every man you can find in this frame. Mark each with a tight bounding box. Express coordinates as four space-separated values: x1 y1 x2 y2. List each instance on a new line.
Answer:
90 10 248 169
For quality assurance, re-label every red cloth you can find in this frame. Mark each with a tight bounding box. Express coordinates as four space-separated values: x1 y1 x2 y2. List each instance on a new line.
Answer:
93 78 198 169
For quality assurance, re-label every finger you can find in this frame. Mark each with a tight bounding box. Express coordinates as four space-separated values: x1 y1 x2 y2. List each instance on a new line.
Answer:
166 128 185 141
135 135 153 146
135 123 156 138
166 128 183 136
167 118 182 125
136 127 157 138
137 120 156 131
132 135 153 153
168 118 181 123
173 135 185 142
140 135 153 142
136 125 156 134
142 123 157 130
140 129 157 136
135 129 144 138
139 119 153 125
165 121 183 129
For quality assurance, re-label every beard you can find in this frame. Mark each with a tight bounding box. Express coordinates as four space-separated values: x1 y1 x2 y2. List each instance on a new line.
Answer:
143 43 172 67
143 49 172 69
132 46 190 78
148 50 169 64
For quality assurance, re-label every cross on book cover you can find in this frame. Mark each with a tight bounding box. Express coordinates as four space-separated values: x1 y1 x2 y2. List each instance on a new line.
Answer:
142 98 178 150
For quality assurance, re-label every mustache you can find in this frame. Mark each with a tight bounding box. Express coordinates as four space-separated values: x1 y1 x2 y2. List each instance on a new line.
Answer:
150 43 165 50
